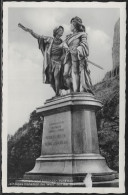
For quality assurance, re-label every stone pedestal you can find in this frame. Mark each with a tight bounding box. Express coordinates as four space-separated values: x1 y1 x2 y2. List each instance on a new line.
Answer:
17 93 118 187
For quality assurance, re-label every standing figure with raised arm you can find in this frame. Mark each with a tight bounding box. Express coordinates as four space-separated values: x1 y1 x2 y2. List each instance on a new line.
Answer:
18 23 66 96
63 16 93 94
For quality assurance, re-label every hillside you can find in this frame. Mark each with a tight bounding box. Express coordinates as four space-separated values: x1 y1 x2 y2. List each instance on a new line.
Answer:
93 75 119 171
7 75 119 184
7 111 43 183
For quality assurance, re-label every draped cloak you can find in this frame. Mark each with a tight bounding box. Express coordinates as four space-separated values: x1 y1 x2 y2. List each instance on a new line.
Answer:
38 36 54 84
38 36 67 90
63 32 93 92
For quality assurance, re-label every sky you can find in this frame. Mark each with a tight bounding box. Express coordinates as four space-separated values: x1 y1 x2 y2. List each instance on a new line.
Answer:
6 6 120 135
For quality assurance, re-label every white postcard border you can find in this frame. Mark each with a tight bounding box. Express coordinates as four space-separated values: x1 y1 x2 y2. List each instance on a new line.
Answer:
2 1 126 193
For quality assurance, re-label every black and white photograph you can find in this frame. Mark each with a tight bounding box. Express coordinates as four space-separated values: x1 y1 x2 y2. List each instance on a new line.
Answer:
2 1 126 193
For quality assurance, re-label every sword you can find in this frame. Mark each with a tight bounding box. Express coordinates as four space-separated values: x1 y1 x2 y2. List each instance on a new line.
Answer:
62 43 104 70
86 59 104 70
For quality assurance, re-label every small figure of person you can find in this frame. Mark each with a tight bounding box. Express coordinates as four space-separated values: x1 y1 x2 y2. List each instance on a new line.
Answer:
63 16 93 94
18 23 66 96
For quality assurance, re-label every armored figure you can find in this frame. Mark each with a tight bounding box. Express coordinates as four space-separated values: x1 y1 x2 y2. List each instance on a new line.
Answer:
63 16 93 94
18 23 66 96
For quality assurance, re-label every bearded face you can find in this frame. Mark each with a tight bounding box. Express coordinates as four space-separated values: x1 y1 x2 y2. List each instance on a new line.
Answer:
70 21 76 32
70 17 85 33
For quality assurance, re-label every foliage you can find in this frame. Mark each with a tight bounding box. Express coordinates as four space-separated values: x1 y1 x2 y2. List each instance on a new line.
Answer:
98 129 119 171
93 75 119 171
7 111 43 182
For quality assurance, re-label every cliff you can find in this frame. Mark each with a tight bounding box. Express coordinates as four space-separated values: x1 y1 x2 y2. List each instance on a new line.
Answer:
112 18 120 69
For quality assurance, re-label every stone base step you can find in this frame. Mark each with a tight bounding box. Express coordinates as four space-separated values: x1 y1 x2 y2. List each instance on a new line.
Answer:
15 179 119 187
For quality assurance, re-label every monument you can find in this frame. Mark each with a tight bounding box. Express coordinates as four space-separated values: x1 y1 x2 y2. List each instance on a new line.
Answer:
16 17 119 187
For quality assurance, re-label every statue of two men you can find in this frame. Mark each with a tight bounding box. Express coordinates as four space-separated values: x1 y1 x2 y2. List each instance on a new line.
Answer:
18 16 93 96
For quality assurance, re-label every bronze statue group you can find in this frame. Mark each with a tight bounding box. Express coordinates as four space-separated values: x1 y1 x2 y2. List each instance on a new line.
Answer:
18 16 94 96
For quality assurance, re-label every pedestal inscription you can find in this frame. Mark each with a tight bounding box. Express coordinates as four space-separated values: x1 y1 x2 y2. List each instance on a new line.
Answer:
41 111 72 155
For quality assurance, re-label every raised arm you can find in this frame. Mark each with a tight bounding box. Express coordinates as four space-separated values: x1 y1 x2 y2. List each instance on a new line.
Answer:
18 23 41 39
